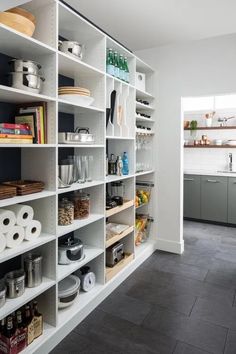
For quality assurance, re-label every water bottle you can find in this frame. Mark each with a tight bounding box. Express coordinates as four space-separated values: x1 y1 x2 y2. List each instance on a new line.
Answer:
122 152 129 175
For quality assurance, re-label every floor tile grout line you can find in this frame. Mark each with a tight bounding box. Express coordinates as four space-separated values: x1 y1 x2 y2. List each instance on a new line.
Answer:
171 340 178 354
188 296 198 317
232 290 236 307
223 328 229 354
203 269 210 282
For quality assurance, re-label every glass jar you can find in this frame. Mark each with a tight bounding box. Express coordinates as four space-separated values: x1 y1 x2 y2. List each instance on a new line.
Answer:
58 198 74 225
72 191 90 219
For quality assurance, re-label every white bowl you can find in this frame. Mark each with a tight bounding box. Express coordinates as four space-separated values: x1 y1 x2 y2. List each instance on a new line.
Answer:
226 140 236 146
59 94 94 107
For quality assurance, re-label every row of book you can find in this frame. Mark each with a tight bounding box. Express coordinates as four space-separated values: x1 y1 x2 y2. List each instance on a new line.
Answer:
0 102 47 144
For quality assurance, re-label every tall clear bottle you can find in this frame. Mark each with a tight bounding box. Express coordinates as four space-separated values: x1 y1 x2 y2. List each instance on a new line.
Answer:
124 57 130 83
122 152 129 175
106 48 114 76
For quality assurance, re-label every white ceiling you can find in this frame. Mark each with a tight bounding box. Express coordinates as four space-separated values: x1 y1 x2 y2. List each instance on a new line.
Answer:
67 0 236 51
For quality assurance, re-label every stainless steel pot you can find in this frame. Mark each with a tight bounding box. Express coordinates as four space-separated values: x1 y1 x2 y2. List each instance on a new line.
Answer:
58 237 84 265
5 270 25 299
9 59 41 75
9 72 45 94
24 254 43 288
58 127 94 144
58 40 84 60
0 281 6 308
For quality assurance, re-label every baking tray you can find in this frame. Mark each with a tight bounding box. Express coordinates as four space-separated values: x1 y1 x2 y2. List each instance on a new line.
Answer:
3 180 45 195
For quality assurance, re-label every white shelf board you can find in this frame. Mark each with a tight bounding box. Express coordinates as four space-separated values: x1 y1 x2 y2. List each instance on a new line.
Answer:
135 170 155 177
0 278 55 320
0 23 56 59
136 101 155 111
135 240 156 257
58 144 104 148
106 136 135 140
58 283 104 326
57 213 104 237
106 73 135 89
0 144 56 148
57 180 104 194
136 88 154 99
136 115 155 123
58 98 104 114
22 322 56 354
58 51 104 78
0 233 55 264
106 174 134 183
57 246 104 281
0 85 55 103
0 190 56 208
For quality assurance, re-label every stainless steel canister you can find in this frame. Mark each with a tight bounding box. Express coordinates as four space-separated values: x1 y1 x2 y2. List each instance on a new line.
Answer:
24 254 43 288
0 281 6 308
5 270 25 298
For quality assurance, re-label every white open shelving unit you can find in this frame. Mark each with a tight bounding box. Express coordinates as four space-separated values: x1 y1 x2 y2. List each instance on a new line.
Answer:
0 0 157 352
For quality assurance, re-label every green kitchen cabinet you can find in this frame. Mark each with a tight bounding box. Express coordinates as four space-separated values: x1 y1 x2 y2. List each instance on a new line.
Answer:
228 178 236 224
184 174 201 219
201 175 228 222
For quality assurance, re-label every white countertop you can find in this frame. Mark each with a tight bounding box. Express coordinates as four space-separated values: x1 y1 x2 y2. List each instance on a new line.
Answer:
184 169 236 177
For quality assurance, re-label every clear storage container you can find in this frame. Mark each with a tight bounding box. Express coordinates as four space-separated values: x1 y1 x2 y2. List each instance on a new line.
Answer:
72 191 90 219
58 198 74 225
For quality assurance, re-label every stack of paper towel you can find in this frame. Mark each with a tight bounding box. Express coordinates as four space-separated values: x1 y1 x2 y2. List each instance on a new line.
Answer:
0 204 42 253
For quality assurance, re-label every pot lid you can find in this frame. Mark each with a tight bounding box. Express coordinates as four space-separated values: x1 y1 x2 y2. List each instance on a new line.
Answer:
59 237 83 250
58 275 80 298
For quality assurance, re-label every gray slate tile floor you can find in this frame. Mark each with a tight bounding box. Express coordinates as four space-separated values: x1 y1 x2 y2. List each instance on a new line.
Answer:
51 221 236 354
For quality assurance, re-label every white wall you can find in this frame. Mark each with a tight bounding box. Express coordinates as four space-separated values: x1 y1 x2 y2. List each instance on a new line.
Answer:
136 33 236 254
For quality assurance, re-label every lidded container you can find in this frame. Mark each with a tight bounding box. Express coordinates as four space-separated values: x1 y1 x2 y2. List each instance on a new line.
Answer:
58 198 74 225
5 270 25 299
24 254 43 288
58 275 80 309
71 191 90 220
0 281 6 308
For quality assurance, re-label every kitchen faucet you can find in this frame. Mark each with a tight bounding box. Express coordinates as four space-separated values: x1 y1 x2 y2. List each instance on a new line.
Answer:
228 153 233 172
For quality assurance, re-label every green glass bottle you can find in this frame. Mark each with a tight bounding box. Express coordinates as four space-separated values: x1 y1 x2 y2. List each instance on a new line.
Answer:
113 51 119 78
118 54 125 81
124 57 129 83
106 48 114 76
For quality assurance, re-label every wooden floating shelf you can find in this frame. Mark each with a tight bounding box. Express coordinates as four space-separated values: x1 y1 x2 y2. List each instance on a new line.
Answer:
106 199 134 217
106 253 134 282
184 126 236 130
184 145 236 148
106 226 134 248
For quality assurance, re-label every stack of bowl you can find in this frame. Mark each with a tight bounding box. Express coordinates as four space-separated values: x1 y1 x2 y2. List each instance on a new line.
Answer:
0 7 36 37
8 59 45 94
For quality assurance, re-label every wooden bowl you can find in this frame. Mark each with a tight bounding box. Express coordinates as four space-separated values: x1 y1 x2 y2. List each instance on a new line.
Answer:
0 12 35 37
6 7 36 25
184 120 190 129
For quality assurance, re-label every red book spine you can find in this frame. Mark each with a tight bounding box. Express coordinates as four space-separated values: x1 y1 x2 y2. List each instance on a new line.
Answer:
0 123 30 130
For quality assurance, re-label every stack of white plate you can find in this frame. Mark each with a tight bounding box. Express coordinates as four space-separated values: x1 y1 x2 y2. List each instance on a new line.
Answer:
58 86 94 106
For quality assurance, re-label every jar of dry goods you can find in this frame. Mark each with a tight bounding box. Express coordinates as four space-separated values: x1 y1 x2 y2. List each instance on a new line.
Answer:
58 198 74 225
72 191 90 219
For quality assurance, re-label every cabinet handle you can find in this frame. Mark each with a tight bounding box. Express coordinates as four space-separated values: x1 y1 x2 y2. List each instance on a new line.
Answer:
206 179 219 183
184 178 194 181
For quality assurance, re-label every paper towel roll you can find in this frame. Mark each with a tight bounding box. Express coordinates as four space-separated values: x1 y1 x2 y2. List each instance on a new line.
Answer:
24 220 41 241
0 232 6 253
0 209 16 233
7 204 34 226
5 226 24 248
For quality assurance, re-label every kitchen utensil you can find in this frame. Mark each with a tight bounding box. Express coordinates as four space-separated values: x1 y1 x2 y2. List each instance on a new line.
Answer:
106 91 116 135
0 281 6 308
9 59 41 75
6 7 36 24
58 275 80 309
111 181 125 199
110 90 116 125
106 242 124 267
111 196 123 205
58 160 74 188
58 94 94 106
5 269 25 298
58 41 84 60
24 254 43 288
106 108 111 128
75 266 96 292
0 12 35 37
58 236 84 265
9 72 45 94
